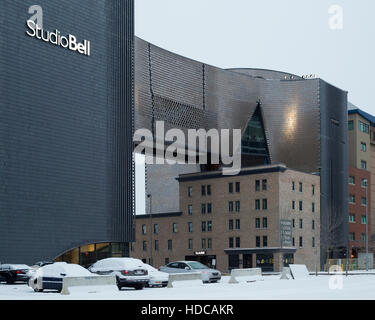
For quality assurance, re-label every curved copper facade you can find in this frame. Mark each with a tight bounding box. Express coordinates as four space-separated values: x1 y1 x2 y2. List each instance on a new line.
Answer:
135 37 348 263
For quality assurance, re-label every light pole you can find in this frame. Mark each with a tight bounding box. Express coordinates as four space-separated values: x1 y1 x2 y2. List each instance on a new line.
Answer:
147 194 153 266
365 179 369 271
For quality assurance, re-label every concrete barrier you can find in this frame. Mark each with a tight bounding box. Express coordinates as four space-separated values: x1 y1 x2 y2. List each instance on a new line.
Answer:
166 272 203 288
61 276 117 295
228 268 262 284
288 264 309 280
280 267 292 280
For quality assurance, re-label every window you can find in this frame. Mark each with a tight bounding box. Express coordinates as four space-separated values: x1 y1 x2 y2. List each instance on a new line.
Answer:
229 182 233 193
255 180 260 192
262 179 267 191
312 184 315 195
292 181 295 191
235 182 240 193
255 218 260 229
188 205 193 215
361 142 367 152
262 217 268 229
312 220 315 230
188 222 193 233
229 219 234 230
362 179 368 188
299 201 303 211
207 185 211 195
361 160 367 170
362 197 367 206
172 223 177 233
255 199 260 210
142 241 147 251
362 234 366 242
292 219 295 228
229 201 234 212
349 232 355 241
349 176 355 185
154 224 159 234
299 182 303 192
263 236 268 247
262 199 267 210
312 237 315 248
235 219 240 230
229 237 234 248
359 121 369 134
168 240 172 250
207 238 212 249
202 239 206 249
349 194 355 203
361 215 367 224
299 219 303 229
299 237 303 248
292 200 295 210
201 185 206 196
312 202 315 213
207 221 212 232
202 221 206 232
188 239 193 250
235 237 240 248
348 120 354 130
154 240 159 251
349 214 355 223
292 237 295 246
207 203 212 214
142 224 147 235
201 203 206 214
256 236 260 247
188 187 193 197
235 201 240 212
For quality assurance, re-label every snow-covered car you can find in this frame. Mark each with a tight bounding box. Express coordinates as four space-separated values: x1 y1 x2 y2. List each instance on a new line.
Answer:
88 258 149 290
28 262 94 292
0 264 31 284
159 261 221 283
141 263 169 287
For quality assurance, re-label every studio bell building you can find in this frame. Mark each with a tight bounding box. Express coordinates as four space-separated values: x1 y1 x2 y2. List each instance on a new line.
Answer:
0 0 348 268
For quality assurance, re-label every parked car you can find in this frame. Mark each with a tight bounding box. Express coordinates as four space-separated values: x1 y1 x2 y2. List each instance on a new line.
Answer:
159 261 221 283
89 258 149 290
0 264 31 284
141 263 169 287
28 262 94 292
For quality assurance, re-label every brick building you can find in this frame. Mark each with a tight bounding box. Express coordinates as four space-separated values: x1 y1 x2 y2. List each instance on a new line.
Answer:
131 164 320 273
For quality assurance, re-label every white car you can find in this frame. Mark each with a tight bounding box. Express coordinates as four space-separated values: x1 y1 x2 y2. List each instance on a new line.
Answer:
28 262 94 292
141 263 169 287
89 258 149 290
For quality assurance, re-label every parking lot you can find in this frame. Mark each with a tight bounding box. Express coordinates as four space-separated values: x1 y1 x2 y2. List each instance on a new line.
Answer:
2 274 375 300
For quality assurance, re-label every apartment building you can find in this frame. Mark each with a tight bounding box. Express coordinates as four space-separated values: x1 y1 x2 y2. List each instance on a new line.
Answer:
132 164 320 273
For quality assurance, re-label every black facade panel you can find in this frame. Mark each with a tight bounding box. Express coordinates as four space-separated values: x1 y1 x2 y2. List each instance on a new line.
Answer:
319 80 349 261
0 0 134 264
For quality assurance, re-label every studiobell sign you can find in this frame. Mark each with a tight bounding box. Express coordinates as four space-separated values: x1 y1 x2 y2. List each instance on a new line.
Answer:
26 20 91 56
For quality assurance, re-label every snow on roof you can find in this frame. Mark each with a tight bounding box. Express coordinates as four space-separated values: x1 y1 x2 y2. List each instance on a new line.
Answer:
35 262 92 278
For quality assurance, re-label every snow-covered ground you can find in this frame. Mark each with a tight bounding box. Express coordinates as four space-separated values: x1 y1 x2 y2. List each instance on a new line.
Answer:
1 275 375 300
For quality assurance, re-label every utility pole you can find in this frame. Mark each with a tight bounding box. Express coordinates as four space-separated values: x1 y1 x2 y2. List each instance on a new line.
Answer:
147 194 153 266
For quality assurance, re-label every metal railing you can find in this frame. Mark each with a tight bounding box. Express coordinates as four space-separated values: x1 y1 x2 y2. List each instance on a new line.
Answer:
324 258 374 272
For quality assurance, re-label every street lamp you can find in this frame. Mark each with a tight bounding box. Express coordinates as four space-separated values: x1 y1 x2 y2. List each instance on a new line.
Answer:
147 194 153 266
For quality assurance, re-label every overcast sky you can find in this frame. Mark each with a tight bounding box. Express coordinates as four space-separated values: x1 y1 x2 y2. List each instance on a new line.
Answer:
135 0 375 114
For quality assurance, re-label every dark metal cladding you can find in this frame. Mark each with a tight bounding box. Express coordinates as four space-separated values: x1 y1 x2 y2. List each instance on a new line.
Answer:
0 0 134 264
134 38 348 264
